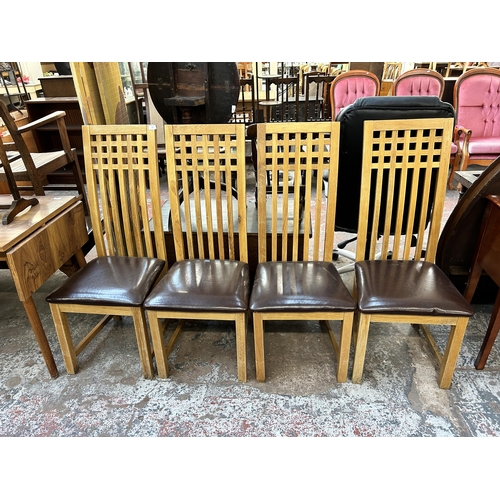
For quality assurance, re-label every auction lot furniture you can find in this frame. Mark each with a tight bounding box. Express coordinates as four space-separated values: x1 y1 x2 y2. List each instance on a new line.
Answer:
249 121 356 383
351 117 475 389
45 125 167 379
0 194 87 378
145 123 250 382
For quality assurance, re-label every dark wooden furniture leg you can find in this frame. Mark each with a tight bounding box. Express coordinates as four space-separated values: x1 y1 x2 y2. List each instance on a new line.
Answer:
475 291 500 369
463 195 500 369
23 297 59 378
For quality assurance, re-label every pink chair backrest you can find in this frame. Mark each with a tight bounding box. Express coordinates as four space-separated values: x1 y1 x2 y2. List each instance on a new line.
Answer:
454 68 500 138
394 70 444 98
330 71 380 118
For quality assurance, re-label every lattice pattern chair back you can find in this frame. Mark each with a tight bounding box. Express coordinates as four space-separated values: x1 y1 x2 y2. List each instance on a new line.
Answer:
84 124 167 261
256 121 340 263
355 117 454 263
165 123 248 263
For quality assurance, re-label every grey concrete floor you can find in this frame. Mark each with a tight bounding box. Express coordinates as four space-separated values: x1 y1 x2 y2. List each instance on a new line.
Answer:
1 263 499 438
1 175 498 498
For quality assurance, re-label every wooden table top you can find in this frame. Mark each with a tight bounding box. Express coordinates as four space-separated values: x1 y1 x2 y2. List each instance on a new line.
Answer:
0 195 80 253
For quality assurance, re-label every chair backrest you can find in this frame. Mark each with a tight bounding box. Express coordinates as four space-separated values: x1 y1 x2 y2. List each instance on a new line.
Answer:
165 123 248 263
334 95 456 234
355 117 454 263
330 70 380 119
264 75 300 122
393 69 445 99
303 74 336 121
255 121 340 263
82 124 167 261
0 101 32 160
453 67 500 137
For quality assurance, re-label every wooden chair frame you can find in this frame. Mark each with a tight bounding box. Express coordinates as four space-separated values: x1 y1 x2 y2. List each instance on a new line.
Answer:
0 100 89 215
48 125 167 378
251 121 355 382
352 117 472 389
147 123 249 382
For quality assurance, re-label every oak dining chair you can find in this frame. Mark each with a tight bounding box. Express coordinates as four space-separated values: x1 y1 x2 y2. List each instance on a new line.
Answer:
46 124 167 378
144 123 250 382
351 117 474 389
249 121 356 382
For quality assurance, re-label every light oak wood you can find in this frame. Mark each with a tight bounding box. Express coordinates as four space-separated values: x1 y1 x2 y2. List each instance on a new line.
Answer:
147 123 249 382
48 125 167 379
352 117 471 389
252 121 354 383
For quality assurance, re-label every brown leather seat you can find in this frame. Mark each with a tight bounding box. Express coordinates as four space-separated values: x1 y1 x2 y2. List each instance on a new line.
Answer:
356 260 474 317
47 256 165 307
250 261 356 312
145 259 249 312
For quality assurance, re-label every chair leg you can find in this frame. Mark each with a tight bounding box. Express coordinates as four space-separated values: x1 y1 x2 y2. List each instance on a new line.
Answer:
69 158 89 215
131 308 154 379
438 316 469 389
147 310 169 379
49 303 78 374
352 313 371 384
253 312 266 382
336 313 354 383
235 312 247 382
475 290 500 370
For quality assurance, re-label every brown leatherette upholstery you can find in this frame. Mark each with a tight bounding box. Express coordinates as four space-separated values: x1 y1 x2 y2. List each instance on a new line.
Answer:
46 256 165 307
144 259 250 312
250 261 356 312
355 260 475 316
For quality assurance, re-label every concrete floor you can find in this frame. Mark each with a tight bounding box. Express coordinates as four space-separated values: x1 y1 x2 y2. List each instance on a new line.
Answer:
1 179 500 439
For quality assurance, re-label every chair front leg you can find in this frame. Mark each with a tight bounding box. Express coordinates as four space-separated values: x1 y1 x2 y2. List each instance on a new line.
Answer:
147 310 169 379
351 313 371 384
132 308 154 379
235 312 247 382
253 312 266 382
438 316 469 389
336 313 354 383
49 303 78 374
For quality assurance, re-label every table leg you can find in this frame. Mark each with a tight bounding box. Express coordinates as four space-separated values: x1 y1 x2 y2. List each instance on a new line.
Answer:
475 290 500 370
22 296 59 378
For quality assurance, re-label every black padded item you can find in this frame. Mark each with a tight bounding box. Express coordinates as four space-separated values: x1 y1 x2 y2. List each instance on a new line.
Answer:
332 95 455 233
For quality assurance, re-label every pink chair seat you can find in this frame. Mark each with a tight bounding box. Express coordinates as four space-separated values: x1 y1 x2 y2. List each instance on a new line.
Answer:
468 136 500 155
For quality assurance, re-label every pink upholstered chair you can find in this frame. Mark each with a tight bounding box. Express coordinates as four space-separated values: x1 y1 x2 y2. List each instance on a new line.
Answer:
448 67 500 189
393 69 445 98
392 69 461 178
329 70 380 119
